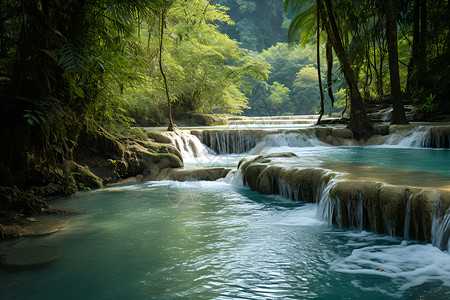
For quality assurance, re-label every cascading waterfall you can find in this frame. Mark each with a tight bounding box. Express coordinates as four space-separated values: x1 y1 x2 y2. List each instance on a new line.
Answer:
358 192 364 231
251 132 326 155
403 194 413 240
383 126 432 147
221 168 244 185
274 177 297 201
381 126 450 148
193 129 325 155
316 180 338 226
197 130 261 154
426 128 450 148
155 125 450 252
161 131 210 159
432 202 450 251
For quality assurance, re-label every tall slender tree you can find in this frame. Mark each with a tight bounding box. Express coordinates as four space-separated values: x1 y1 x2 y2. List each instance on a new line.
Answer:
321 0 372 139
286 0 372 139
158 7 176 131
316 0 325 124
385 0 408 124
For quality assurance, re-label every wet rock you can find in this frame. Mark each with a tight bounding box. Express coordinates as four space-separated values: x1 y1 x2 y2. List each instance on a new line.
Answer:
68 162 103 189
146 131 175 144
168 168 232 181
1 246 60 267
240 153 450 244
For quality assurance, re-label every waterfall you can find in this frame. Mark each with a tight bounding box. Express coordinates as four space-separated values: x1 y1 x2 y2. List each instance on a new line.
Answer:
197 130 261 154
432 202 450 251
275 178 297 201
403 194 413 240
251 132 325 155
358 192 364 231
317 180 338 226
227 115 320 126
383 126 432 147
161 131 210 159
427 128 450 148
376 126 450 148
221 168 244 185
194 129 324 154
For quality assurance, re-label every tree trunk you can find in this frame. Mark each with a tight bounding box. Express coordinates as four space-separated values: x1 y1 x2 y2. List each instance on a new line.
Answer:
385 0 408 124
322 0 372 140
326 38 335 106
158 10 175 131
406 0 420 93
418 0 427 89
316 0 325 125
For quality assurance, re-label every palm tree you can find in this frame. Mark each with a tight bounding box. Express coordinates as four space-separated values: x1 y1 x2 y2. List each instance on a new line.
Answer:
285 0 373 139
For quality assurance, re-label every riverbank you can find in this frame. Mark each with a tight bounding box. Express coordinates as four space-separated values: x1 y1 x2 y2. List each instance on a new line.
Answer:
2 122 449 242
0 123 184 239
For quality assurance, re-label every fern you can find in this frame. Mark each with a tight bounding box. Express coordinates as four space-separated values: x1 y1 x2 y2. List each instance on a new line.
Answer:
58 43 86 74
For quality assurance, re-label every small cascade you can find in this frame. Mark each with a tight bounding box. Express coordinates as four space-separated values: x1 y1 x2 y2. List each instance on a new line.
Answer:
358 192 364 231
221 168 244 186
194 129 324 154
251 132 325 155
274 178 297 201
316 180 337 226
227 115 321 126
432 203 450 251
403 194 413 240
196 130 261 154
383 126 432 147
367 125 450 148
427 128 450 148
161 131 210 159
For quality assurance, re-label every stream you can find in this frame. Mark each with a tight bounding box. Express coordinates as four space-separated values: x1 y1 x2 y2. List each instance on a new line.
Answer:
1 123 450 299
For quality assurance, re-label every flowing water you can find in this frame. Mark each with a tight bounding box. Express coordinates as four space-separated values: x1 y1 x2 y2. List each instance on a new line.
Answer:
1 124 450 299
1 182 450 299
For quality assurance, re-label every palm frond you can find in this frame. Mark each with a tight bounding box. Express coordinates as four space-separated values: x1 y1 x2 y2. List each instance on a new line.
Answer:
287 2 316 45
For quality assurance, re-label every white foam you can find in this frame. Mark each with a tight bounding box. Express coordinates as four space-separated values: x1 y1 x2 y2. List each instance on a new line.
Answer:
162 131 209 159
251 132 326 155
331 241 450 297
220 168 244 186
381 126 431 148
270 203 327 227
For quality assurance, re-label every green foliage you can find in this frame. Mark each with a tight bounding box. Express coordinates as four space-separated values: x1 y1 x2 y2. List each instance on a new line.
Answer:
413 90 437 121
284 0 450 119
125 0 269 122
23 100 69 157
213 0 288 51
244 43 340 116
268 82 291 105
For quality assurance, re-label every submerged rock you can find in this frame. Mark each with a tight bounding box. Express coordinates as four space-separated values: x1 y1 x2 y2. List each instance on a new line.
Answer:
168 168 232 181
1 245 60 267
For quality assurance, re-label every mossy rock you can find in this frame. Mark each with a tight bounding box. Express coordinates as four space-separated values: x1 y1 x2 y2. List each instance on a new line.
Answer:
71 165 103 189
75 123 125 161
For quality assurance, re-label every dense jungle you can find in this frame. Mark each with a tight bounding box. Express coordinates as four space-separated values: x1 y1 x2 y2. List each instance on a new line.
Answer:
0 0 449 223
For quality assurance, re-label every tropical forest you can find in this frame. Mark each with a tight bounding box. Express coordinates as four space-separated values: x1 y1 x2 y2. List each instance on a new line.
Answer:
1 0 450 298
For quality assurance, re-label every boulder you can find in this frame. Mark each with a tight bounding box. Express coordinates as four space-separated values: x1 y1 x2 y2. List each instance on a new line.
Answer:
68 162 103 189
